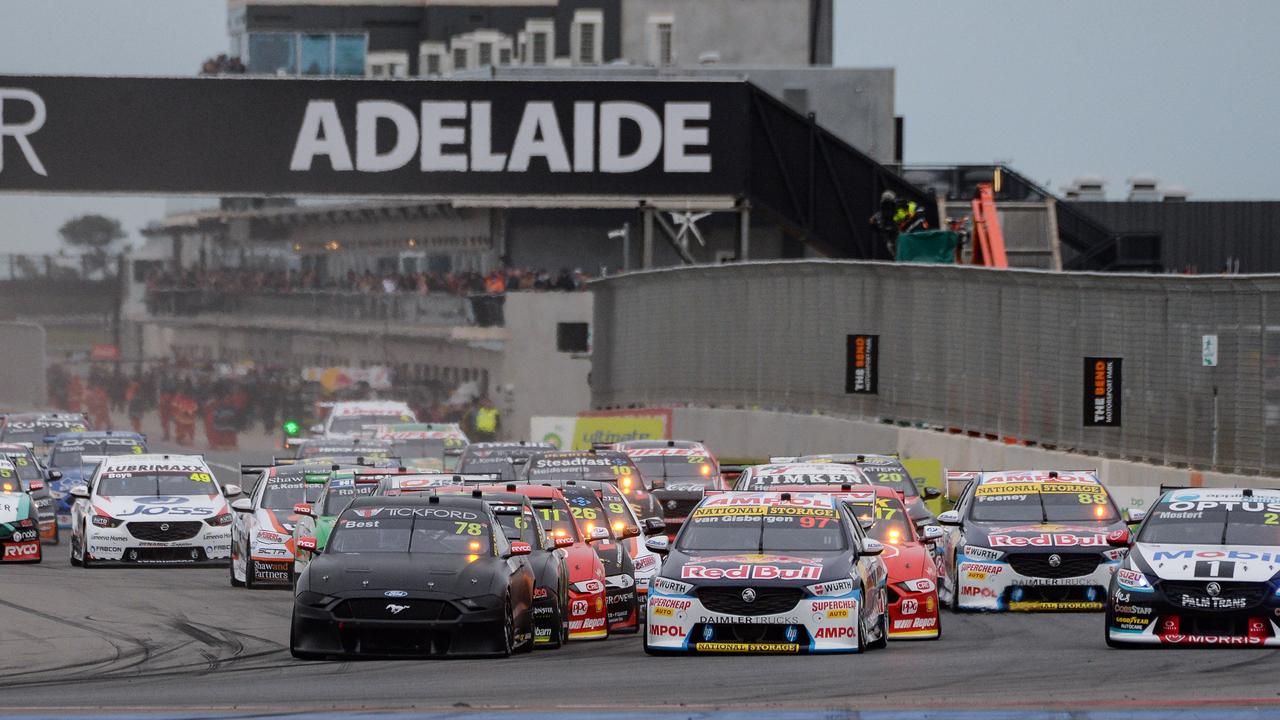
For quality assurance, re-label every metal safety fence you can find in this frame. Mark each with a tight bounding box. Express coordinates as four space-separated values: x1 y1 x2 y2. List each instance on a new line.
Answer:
590 261 1280 475
144 289 496 327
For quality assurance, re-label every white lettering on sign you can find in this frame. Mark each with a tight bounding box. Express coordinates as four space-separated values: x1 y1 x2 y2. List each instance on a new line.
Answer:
0 88 48 176
288 100 712 175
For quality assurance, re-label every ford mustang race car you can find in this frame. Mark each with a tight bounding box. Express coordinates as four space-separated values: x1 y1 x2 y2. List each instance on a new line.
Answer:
644 492 889 654
1106 487 1280 647
372 423 469 470
290 494 536 658
622 444 724 537
46 431 147 526
937 470 1128 611
230 463 331 588
0 460 42 563
524 449 660 521
456 442 554 481
503 483 611 640
734 463 870 492
843 486 944 639
313 400 416 440
68 454 240 566
0 443 56 542
290 469 382 576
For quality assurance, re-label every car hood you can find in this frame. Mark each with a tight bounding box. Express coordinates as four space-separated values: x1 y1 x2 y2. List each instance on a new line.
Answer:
254 508 299 536
307 552 505 595
661 550 849 587
878 542 937 583
1135 543 1280 582
966 520 1124 552
93 494 227 520
562 543 605 584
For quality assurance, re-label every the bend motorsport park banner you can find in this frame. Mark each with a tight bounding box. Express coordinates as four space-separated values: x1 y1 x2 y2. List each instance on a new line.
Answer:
0 76 749 197
845 334 879 394
1083 356 1122 427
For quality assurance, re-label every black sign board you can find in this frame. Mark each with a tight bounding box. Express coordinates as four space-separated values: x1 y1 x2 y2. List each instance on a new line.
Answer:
846 334 879 394
0 76 750 197
1083 357 1122 427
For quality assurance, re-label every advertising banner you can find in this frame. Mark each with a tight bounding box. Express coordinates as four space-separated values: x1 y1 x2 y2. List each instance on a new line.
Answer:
571 409 671 449
845 334 879 394
529 416 576 450
0 76 749 197
1083 357 1122 427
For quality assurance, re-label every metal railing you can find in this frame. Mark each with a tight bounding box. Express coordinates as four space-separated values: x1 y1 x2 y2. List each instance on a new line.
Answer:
145 289 503 327
590 261 1280 475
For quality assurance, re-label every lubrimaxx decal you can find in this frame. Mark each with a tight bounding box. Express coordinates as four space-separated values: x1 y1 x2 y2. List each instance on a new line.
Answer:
290 100 711 175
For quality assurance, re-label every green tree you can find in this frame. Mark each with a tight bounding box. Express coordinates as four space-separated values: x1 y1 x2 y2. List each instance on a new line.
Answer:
58 214 124 275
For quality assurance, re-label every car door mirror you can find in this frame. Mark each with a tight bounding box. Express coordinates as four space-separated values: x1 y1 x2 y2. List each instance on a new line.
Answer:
645 535 670 554
230 498 253 512
642 517 667 535
1125 508 1146 525
47 469 62 481
922 486 942 500
310 424 324 435
296 536 318 553
936 510 961 526
1107 528 1132 547
921 525 945 543
552 535 575 549
861 538 885 556
858 516 875 531
649 476 665 489
507 541 532 557
587 526 610 543
69 485 90 499
293 502 314 517
223 483 242 496
616 524 642 540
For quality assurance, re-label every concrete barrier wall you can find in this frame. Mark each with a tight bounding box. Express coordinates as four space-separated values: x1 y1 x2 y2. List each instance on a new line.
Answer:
669 406 1280 512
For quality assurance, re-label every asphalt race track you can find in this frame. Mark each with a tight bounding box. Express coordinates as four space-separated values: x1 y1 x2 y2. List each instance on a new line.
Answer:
3 447 1280 716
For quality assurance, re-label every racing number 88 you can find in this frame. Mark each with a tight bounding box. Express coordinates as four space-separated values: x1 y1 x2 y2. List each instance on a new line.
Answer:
1077 493 1107 505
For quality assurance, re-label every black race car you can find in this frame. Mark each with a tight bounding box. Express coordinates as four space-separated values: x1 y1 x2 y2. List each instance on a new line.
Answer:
532 479 640 633
290 494 537 658
456 442 555 482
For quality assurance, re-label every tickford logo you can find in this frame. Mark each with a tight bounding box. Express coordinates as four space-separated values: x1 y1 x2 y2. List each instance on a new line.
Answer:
289 100 712 175
0 88 47 176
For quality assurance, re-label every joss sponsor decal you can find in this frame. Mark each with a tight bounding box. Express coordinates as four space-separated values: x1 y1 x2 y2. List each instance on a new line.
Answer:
118 505 213 517
681 563 822 581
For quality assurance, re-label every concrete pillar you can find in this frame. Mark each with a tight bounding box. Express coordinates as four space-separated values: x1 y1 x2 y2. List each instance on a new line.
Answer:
642 206 655 268
736 202 751 261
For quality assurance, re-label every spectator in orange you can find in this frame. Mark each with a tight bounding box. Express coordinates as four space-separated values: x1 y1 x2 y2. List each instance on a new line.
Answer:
172 389 198 447
66 375 84 413
86 384 111 430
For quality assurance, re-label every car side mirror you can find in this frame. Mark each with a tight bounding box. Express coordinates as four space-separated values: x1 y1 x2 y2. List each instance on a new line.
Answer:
923 486 942 500
858 516 875 531
617 524 642 540
642 517 667 535
508 541 532 557
552 535 574 549
296 536 318 553
936 510 961 526
649 477 665 489
47 469 62 481
231 498 253 512
223 483 242 496
28 479 44 492
1107 528 1132 547
921 524 946 543
69 485 90 499
1125 508 1146 525
861 538 885 556
310 424 324 435
645 535 670 554
587 526 610 543
293 502 314 517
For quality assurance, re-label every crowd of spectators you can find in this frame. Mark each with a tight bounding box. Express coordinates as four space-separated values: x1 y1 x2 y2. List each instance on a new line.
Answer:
146 266 591 296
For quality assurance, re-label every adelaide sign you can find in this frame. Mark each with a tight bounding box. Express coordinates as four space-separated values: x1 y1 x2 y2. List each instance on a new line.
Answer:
0 76 749 197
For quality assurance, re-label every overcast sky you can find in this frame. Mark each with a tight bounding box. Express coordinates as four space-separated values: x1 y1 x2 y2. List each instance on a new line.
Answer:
1 0 1278 253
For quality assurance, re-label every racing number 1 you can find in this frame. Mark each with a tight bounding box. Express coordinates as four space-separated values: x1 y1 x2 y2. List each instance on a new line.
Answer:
1194 560 1235 578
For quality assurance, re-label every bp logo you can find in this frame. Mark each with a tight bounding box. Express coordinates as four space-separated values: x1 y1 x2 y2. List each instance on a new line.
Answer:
135 496 187 505
542 433 563 449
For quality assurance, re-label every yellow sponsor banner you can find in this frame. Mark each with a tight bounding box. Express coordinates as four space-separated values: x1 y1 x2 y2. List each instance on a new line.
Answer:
826 608 849 618
694 642 800 653
901 458 944 513
571 410 671 450
691 505 838 518
1040 483 1105 494
975 483 1040 496
1008 601 1105 611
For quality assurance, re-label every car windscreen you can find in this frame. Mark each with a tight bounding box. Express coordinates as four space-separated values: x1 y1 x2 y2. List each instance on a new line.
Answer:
1138 496 1280 546
493 508 539 545
457 458 520 481
261 477 325 509
561 488 614 540
319 481 379 516
299 444 391 459
846 497 914 545
969 482 1119 522
327 506 493 555
2 453 41 481
526 456 639 485
855 462 918 497
677 502 847 552
531 499 580 542
51 439 145 467
632 455 717 488
328 414 411 436
95 469 218 496
599 487 641 534
389 438 447 462
740 470 865 491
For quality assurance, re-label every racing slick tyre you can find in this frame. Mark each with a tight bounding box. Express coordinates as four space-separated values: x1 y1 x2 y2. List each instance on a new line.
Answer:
78 523 93 568
515 604 535 655
288 619 325 660
539 599 565 650
229 558 245 587
495 596 515 658
47 527 59 545
866 587 889 650
945 553 961 611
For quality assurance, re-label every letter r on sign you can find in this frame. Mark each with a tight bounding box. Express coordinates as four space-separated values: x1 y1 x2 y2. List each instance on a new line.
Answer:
0 88 47 176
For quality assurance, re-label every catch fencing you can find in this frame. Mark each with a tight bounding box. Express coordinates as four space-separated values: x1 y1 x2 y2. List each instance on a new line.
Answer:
144 289 496 327
590 261 1280 475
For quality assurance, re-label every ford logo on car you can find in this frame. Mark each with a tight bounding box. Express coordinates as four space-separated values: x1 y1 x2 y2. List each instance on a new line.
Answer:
384 590 409 598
